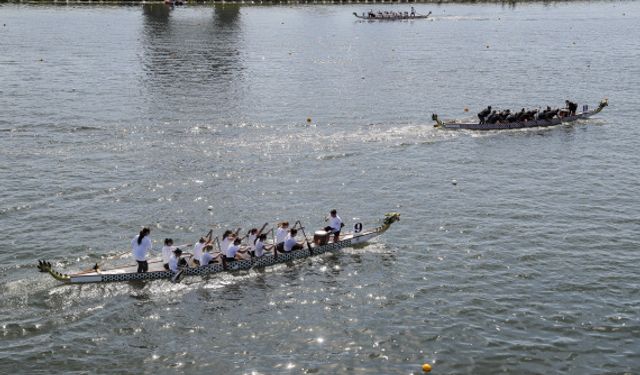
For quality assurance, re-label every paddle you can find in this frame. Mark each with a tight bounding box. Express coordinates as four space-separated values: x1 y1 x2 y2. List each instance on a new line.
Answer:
271 228 278 259
242 222 269 241
295 220 313 253
256 222 269 237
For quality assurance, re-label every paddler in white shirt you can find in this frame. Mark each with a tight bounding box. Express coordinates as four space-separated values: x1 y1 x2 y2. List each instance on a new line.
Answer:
324 209 344 242
220 230 234 255
283 228 304 252
191 236 211 266
162 238 193 271
246 228 258 255
200 244 218 266
168 248 183 273
254 233 271 257
225 237 249 261
131 227 152 273
275 221 289 252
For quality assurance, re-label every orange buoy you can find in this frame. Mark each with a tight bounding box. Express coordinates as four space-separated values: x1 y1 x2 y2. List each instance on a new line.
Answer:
422 363 432 372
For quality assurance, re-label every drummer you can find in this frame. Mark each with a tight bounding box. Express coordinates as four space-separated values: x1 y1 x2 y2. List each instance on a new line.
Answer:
324 209 344 242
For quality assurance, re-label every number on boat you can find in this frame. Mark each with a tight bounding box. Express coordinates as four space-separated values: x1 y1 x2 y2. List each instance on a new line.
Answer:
354 223 363 233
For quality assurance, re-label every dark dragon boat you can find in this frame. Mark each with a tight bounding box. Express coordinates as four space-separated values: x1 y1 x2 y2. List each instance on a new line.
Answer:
37 213 400 284
432 99 608 130
353 11 432 20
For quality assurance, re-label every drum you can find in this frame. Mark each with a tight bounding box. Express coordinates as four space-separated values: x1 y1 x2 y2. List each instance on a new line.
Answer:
313 230 329 246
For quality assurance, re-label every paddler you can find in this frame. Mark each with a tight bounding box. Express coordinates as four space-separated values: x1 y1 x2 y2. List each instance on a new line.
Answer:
162 238 193 271
525 109 537 121
191 236 210 266
246 228 258 255
219 230 234 255
254 233 270 257
226 237 249 261
131 227 152 273
486 110 498 124
498 109 511 123
283 228 304 252
275 221 289 252
168 248 184 273
537 107 551 120
200 244 217 266
478 105 491 124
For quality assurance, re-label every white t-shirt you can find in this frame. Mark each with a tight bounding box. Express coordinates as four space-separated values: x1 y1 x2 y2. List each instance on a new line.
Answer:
220 237 232 253
284 236 298 252
162 245 176 264
193 242 205 263
276 228 287 244
328 215 343 233
254 240 265 257
247 234 257 250
131 235 152 262
201 252 214 266
226 244 239 258
168 254 180 272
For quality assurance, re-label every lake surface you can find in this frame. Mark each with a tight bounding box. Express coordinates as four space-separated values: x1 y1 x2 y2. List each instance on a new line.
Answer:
1 2 639 373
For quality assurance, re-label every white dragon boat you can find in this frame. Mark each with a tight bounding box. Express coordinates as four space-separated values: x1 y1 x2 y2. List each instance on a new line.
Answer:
37 213 400 284
432 99 608 130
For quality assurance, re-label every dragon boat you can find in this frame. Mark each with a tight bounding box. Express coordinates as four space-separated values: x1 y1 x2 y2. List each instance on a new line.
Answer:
37 213 400 284
432 99 608 131
353 11 432 20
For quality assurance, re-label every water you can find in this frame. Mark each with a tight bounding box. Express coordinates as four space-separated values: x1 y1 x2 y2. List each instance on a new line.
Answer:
1 2 639 373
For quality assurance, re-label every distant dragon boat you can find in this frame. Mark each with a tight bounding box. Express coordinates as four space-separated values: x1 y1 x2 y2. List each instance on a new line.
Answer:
37 213 400 284
353 11 432 20
432 99 608 130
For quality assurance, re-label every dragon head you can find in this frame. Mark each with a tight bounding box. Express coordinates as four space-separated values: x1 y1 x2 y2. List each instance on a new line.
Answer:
383 212 401 226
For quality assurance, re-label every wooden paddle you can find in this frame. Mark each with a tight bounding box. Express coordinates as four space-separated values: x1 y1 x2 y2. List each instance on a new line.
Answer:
295 220 313 253
271 228 278 259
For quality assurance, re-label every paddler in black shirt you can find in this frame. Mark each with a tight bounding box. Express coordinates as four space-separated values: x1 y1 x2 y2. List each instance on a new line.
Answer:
486 110 499 124
478 106 491 124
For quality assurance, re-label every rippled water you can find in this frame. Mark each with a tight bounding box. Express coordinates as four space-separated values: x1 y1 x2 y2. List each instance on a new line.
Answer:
1 2 639 373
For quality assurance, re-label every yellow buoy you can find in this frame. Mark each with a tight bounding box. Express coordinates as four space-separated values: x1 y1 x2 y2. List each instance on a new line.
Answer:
422 363 432 372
